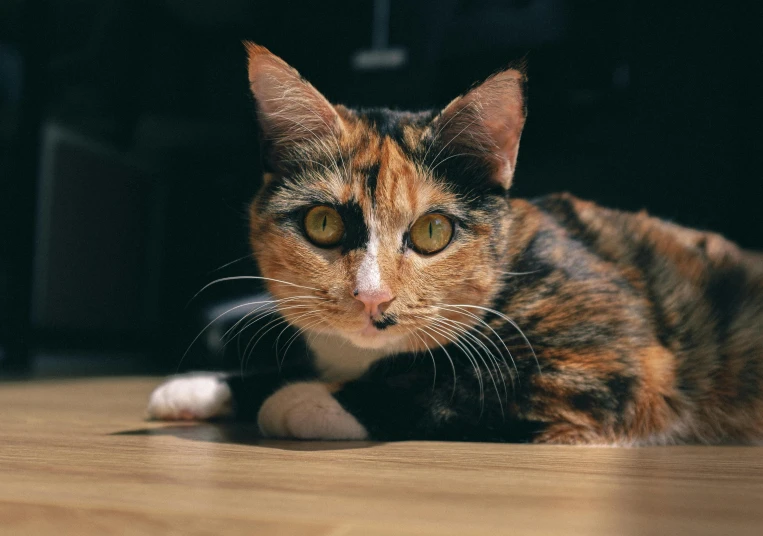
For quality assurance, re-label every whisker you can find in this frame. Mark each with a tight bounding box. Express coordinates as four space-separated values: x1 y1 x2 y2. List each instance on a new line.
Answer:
417 326 458 400
176 298 291 373
241 309 322 374
241 307 318 366
280 316 327 366
189 275 323 305
498 270 542 277
443 303 540 374
230 304 316 354
434 314 513 400
425 317 504 418
222 296 321 346
419 320 487 416
409 328 439 391
438 304 520 380
273 306 324 357
206 254 253 275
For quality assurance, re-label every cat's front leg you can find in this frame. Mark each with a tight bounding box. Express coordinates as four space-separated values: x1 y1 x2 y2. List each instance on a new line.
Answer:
147 373 234 421
257 382 368 440
147 369 304 423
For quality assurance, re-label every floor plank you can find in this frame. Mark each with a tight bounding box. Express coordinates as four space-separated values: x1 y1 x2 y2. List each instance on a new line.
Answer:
1 377 761 535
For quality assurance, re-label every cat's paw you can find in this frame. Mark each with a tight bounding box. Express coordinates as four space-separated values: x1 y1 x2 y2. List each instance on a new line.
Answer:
258 382 368 440
147 373 233 421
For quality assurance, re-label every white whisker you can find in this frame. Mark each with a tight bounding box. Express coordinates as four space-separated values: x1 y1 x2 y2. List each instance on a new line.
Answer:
435 314 513 400
190 275 323 304
438 304 521 380
206 254 253 275
417 326 458 400
443 303 540 374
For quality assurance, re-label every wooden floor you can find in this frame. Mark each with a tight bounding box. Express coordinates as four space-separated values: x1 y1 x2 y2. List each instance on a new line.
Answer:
1 378 762 535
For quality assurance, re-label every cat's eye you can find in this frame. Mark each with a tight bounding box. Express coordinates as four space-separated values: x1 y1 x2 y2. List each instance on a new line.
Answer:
409 213 453 255
303 205 345 247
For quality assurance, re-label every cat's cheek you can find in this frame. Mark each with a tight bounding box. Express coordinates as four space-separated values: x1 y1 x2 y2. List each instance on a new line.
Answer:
257 383 369 440
146 374 233 421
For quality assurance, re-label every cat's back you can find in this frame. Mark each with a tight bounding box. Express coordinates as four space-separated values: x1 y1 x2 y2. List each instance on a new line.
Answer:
530 192 763 334
525 193 763 441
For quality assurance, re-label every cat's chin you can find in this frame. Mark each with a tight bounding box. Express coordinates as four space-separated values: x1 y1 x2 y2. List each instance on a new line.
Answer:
341 328 405 350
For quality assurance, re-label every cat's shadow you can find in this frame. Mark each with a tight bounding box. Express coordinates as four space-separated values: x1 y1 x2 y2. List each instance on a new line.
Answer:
112 423 383 451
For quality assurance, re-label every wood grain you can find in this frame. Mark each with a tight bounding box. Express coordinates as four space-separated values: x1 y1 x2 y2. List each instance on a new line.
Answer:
1 378 761 535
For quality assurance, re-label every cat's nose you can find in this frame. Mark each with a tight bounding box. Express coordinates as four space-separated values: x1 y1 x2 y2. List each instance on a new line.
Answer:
352 288 395 317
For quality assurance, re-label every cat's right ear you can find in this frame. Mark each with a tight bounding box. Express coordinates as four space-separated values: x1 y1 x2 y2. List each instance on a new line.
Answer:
244 42 342 170
429 67 527 190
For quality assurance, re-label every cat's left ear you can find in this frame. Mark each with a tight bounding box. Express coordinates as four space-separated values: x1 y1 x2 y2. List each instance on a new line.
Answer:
430 68 527 189
244 42 343 170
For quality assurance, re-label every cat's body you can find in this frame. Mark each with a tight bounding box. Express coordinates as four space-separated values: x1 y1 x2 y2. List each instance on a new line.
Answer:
148 44 763 445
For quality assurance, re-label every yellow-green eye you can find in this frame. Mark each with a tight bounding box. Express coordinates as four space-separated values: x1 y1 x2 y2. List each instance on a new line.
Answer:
304 205 344 247
409 213 453 255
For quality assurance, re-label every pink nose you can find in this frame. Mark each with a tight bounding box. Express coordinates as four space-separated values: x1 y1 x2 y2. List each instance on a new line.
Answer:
353 288 395 317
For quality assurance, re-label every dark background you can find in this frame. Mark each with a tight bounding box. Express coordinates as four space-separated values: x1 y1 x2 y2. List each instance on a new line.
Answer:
1 0 761 377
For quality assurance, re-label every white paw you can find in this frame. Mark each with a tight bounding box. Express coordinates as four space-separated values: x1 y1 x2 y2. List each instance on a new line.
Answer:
147 373 233 421
258 382 368 440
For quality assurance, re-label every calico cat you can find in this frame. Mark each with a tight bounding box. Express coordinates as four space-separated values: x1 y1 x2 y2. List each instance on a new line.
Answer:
147 43 763 445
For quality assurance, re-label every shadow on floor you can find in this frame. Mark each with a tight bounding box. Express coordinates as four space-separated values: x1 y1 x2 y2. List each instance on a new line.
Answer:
112 423 384 451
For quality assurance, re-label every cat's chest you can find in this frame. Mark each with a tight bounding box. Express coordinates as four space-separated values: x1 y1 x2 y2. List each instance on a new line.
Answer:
308 334 396 382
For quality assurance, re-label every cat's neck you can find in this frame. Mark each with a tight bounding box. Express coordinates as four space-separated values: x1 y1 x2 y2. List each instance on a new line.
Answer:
308 333 403 382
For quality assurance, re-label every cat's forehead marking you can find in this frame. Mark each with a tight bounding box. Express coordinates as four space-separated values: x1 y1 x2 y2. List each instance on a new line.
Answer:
352 134 419 233
312 109 461 251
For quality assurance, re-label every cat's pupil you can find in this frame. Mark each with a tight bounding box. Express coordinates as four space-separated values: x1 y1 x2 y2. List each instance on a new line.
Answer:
429 221 433 238
322 215 327 231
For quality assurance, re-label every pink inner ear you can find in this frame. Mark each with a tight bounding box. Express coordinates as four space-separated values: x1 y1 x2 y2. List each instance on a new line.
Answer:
483 113 523 186
245 42 341 145
437 69 526 189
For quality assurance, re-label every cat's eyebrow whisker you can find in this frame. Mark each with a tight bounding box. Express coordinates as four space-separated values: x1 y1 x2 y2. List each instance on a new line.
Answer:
442 303 540 375
291 157 335 176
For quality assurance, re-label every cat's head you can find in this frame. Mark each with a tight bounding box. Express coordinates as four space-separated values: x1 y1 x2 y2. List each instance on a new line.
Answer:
245 43 526 352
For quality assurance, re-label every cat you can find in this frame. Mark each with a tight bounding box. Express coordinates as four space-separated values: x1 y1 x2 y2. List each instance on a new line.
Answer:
147 42 763 445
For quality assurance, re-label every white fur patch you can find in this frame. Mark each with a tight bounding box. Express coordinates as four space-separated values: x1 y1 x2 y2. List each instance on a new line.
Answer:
309 332 402 380
147 373 232 421
356 227 381 294
258 382 368 440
